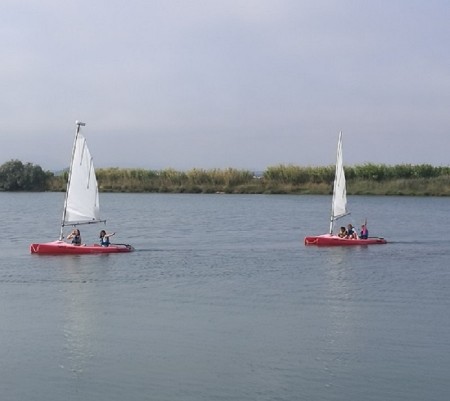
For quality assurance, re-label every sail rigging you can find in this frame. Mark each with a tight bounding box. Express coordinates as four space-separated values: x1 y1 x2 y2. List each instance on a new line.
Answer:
59 122 104 240
329 131 348 234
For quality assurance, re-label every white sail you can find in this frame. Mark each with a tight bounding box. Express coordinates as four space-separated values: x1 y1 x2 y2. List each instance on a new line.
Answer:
329 131 348 233
60 122 103 239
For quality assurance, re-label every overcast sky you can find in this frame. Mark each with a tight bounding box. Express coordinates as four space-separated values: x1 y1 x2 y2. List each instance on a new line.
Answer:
1 0 449 171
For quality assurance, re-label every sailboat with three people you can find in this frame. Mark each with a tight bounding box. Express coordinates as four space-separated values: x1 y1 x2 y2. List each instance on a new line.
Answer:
304 132 387 246
30 121 134 254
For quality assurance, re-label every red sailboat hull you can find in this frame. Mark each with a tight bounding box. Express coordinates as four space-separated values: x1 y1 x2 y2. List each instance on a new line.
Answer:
30 240 134 255
304 234 387 246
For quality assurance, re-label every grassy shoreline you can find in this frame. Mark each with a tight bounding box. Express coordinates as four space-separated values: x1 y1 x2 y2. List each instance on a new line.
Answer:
2 160 450 195
45 165 450 196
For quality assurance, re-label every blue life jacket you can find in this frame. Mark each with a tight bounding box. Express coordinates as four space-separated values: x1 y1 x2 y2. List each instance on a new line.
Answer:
100 236 110 247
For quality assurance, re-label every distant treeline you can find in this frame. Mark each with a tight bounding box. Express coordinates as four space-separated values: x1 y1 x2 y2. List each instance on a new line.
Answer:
2 159 450 196
0 160 53 191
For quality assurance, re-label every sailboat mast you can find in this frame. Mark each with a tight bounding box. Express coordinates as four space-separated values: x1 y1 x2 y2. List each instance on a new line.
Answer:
59 121 86 240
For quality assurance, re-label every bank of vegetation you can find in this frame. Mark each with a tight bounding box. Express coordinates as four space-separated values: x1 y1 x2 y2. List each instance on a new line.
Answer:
2 159 450 196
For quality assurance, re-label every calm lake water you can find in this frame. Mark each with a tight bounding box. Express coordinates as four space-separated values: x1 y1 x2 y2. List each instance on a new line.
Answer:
1 192 450 401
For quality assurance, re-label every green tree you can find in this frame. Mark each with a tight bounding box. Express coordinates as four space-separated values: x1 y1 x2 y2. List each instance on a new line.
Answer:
0 159 51 191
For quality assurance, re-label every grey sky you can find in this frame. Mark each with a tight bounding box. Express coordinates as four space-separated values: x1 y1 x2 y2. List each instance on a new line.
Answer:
1 0 449 170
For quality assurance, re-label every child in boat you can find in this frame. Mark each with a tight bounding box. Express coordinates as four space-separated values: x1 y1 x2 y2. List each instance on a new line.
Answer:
338 227 347 238
360 224 368 239
346 224 358 239
67 229 82 245
99 230 115 247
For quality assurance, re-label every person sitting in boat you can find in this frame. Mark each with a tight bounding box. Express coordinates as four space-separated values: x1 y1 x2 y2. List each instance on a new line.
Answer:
346 224 358 239
67 229 82 246
338 226 347 238
360 224 369 239
99 230 115 247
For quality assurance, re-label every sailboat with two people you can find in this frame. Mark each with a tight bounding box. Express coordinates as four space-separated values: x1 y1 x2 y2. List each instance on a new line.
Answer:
304 132 387 246
30 121 134 255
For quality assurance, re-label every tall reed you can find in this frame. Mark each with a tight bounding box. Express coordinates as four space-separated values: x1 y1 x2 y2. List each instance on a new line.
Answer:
44 163 450 195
